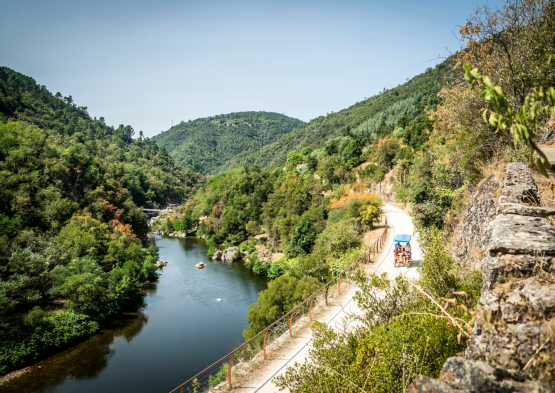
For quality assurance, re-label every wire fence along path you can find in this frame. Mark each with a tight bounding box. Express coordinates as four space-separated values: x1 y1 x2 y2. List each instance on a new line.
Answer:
170 218 389 393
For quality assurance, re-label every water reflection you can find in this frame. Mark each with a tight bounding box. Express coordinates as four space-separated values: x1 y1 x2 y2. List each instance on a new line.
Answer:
1 304 150 393
2 236 268 393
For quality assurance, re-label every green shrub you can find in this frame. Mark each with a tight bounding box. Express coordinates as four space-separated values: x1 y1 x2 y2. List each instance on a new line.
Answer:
208 362 228 387
243 276 319 340
274 316 465 392
0 310 99 375
314 221 362 259
207 246 217 259
252 260 269 276
267 259 286 278
284 217 317 258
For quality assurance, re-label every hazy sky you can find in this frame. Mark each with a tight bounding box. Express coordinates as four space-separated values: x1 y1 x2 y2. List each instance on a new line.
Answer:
1 0 497 137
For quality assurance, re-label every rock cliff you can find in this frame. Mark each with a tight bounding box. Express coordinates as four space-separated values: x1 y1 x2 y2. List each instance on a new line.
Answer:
409 163 555 392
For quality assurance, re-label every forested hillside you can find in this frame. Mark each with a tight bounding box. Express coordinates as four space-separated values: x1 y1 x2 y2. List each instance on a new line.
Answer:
0 67 204 375
152 112 304 175
245 61 451 170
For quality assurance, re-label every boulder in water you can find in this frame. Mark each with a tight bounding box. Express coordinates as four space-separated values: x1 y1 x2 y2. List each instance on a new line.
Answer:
222 246 239 263
195 262 207 269
212 250 222 261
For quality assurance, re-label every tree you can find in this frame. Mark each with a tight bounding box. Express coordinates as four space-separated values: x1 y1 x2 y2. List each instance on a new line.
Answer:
376 138 401 168
341 139 363 163
285 216 317 258
243 276 319 340
286 151 304 171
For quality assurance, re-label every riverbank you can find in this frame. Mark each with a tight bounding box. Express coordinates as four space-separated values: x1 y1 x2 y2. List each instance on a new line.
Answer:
0 235 268 393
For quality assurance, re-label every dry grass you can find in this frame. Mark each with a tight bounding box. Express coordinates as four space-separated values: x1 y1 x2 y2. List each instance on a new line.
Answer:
531 170 555 226
477 155 507 184
363 226 385 247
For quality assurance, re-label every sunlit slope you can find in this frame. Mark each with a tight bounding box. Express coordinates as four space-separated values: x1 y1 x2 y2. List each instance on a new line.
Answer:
152 112 304 175
249 61 451 170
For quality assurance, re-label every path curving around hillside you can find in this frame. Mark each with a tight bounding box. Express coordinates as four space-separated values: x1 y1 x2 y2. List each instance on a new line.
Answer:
234 203 422 393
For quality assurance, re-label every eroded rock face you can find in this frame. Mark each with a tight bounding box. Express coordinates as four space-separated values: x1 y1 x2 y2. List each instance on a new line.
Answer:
450 175 500 269
500 163 541 205
500 203 555 217
482 254 555 291
488 215 555 255
221 246 239 263
409 163 555 392
409 357 552 392
212 251 222 261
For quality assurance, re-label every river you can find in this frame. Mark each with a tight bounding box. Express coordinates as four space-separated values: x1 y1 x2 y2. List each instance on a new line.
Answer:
1 235 269 393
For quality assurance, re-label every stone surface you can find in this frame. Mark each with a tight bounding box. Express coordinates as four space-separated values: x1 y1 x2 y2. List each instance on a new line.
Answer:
488 215 555 255
407 375 461 393
221 246 239 263
195 262 206 269
408 357 553 392
478 278 555 321
441 357 551 393
212 251 222 261
500 203 555 217
482 254 555 291
465 317 547 369
450 175 500 268
416 163 555 391
502 162 541 205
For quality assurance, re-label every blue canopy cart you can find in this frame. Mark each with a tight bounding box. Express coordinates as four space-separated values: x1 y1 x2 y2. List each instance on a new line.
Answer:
393 234 412 267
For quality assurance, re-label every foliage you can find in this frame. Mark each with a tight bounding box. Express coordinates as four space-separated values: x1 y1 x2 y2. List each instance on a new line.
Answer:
151 112 304 175
284 216 317 258
273 223 482 393
314 221 362 258
246 63 451 171
274 315 464 393
208 362 228 387
329 247 363 277
0 66 190 375
0 310 99 375
375 137 401 168
463 61 555 177
243 276 319 340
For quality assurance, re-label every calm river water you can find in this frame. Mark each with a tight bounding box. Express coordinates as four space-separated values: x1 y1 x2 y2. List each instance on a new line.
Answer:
2 235 268 393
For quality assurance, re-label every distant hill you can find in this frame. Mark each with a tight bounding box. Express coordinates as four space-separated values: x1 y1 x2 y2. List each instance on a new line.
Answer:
151 112 304 175
245 60 452 170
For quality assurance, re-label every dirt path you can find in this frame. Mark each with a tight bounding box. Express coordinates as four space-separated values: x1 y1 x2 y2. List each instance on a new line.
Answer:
232 204 422 393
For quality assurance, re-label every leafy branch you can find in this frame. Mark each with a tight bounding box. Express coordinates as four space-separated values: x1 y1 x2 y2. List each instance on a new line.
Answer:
461 59 555 177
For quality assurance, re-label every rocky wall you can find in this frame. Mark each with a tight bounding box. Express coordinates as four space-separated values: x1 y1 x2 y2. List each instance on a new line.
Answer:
409 163 555 393
450 174 501 269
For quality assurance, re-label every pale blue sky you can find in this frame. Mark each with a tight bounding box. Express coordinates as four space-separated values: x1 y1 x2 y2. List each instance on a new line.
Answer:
0 0 499 137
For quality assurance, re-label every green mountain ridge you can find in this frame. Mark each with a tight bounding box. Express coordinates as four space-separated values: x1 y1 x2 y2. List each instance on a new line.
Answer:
153 61 452 175
246 61 451 170
151 111 305 175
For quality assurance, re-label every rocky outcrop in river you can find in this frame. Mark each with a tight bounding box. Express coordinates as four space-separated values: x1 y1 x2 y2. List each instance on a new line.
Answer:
222 247 239 263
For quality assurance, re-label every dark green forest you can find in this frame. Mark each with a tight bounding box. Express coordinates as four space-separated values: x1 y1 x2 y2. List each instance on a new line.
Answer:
0 66 204 375
152 112 304 175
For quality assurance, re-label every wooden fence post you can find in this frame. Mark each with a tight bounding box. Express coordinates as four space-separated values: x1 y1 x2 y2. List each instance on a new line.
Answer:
263 329 268 360
228 353 234 389
289 309 294 338
309 295 314 320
